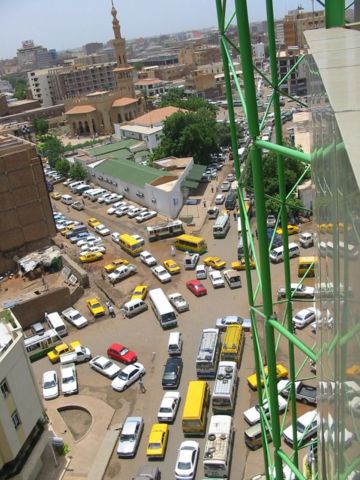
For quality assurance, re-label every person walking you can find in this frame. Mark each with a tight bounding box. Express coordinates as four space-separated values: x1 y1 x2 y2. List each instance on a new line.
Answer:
139 375 146 393
203 200 206 208
170 245 176 257
109 304 115 318
211 185 214 193
233 212 237 221
255 229 258 239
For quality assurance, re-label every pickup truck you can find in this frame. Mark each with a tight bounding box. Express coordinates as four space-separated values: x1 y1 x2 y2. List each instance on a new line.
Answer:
277 283 315 300
60 346 91 365
62 307 89 329
60 362 78 395
279 380 317 405
108 264 137 284
168 292 189 313
183 253 200 270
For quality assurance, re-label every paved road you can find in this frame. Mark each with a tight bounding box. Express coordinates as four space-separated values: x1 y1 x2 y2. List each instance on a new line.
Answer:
34 186 316 480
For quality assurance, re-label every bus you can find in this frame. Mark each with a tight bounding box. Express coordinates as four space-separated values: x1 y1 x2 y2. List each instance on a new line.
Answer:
212 361 238 414
213 214 230 239
118 233 143 256
220 325 244 367
147 220 184 242
175 234 207 254
203 415 234 478
182 380 210 436
24 329 62 362
149 288 178 329
196 328 220 379
298 256 317 278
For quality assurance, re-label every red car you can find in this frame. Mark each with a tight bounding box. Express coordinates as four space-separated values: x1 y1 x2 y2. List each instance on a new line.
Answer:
186 279 207 297
107 343 137 365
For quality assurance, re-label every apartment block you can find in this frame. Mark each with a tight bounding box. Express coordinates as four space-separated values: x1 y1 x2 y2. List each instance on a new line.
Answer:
284 9 325 48
0 310 47 479
27 69 54 107
277 47 307 96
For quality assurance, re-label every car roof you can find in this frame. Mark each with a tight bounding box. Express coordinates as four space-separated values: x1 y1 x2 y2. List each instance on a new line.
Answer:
123 416 141 434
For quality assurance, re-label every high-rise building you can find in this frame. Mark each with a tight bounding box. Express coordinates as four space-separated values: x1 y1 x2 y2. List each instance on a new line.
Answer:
83 42 104 55
0 135 56 273
0 309 47 479
16 40 51 71
283 9 325 48
277 46 307 96
27 69 54 107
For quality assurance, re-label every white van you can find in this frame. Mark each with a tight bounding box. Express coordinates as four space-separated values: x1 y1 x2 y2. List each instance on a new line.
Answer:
122 299 148 318
168 332 183 356
61 194 73 205
269 242 300 263
45 312 68 337
88 188 106 201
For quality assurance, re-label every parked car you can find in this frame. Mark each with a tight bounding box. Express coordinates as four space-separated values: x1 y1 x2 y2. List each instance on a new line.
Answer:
79 251 103 263
60 362 78 395
132 234 145 246
146 423 169 459
215 315 245 331
247 364 288 390
244 396 287 426
196 264 207 280
131 285 148 301
168 292 189 313
162 357 183 389
163 259 181 274
266 214 277 228
132 465 161 480
117 416 144 458
95 224 110 236
276 224 299 236
136 210 157 223
174 441 200 480
157 392 181 423
292 308 316 329
278 380 317 405
86 298 105 317
71 201 84 211
140 251 157 267
209 270 225 288
299 232 314 248
89 355 121 379
42 371 59 400
186 279 207 297
204 256 226 269
215 194 225 205
111 232 120 243
111 363 145 391
277 283 315 300
282 410 317 447
151 265 172 283
221 181 231 192
107 343 137 364
62 307 89 329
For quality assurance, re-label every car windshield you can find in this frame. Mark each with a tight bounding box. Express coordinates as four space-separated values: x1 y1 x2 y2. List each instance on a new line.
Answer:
120 348 129 355
178 461 191 469
160 407 172 413
92 303 101 309
44 380 56 388
149 442 161 449
63 376 74 383
119 371 129 380
120 434 135 442
101 361 111 369
164 372 176 379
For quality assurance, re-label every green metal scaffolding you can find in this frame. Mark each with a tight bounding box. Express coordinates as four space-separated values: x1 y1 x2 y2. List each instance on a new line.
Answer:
215 0 346 478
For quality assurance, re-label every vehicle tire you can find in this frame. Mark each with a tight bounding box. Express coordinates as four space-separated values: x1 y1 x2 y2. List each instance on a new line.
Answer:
303 398 309 405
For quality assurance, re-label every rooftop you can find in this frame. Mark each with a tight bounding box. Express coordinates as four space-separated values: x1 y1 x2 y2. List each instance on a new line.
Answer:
119 124 162 135
65 105 97 115
86 90 110 97
135 78 165 86
129 106 185 127
112 97 138 108
84 139 140 157
0 310 22 358
154 156 192 169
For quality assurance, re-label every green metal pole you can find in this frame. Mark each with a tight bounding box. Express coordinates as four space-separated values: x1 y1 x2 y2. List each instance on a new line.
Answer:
265 0 299 468
255 140 311 164
325 0 345 27
234 1 283 478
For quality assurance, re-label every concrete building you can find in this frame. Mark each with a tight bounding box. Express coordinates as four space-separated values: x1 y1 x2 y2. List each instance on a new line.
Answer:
114 123 162 151
275 20 285 47
138 64 188 82
277 47 307 96
16 40 51 71
83 42 103 55
27 69 54 107
0 309 47 479
253 42 265 61
134 78 169 98
284 9 325 48
178 46 221 67
0 135 56 273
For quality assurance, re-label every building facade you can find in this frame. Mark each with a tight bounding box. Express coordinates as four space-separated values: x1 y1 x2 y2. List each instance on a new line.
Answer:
27 69 54 107
0 135 56 273
16 40 51 71
277 47 307 96
0 310 47 479
284 9 325 48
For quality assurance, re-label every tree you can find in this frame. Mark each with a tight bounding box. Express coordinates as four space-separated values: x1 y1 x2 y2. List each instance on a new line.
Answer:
69 162 87 181
216 121 243 147
160 88 217 114
14 80 27 100
38 136 64 168
33 117 49 135
55 158 70 177
265 194 304 219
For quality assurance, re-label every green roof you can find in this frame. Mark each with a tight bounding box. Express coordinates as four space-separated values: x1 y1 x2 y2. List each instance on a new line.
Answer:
182 179 199 189
86 140 140 157
94 158 176 187
186 164 207 181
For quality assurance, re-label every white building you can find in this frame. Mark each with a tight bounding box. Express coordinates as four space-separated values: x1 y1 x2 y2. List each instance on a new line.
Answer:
27 69 54 107
114 123 162 151
0 310 48 479
134 78 170 98
253 42 265 61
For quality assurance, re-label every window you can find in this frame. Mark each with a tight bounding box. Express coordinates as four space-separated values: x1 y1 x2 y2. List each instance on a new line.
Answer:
1 379 10 398
11 410 21 429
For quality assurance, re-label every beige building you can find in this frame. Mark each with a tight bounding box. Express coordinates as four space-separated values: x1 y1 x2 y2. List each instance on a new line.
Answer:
179 46 221 67
0 135 56 273
0 309 47 479
283 9 325 48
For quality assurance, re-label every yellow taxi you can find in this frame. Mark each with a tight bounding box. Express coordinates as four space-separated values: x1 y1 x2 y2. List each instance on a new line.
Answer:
86 298 105 317
203 256 226 270
231 258 256 270
131 285 148 301
163 259 181 274
60 225 75 236
88 217 101 228
247 364 288 390
104 258 129 273
51 191 61 200
146 423 169 459
276 224 299 236
346 364 360 378
79 251 103 263
47 341 81 363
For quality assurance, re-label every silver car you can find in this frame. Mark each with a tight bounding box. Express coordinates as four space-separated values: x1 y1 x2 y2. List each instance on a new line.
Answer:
117 416 144 457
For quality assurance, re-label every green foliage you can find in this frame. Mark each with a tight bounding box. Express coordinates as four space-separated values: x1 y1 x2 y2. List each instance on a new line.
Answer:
49 256 63 272
38 135 64 168
55 158 70 177
54 442 69 456
152 109 219 165
33 117 49 135
134 62 144 70
160 88 217 114
265 193 304 217
5 75 28 100
216 121 243 147
69 161 87 181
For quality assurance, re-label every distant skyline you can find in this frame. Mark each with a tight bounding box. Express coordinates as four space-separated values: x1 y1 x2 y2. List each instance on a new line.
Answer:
1 0 320 60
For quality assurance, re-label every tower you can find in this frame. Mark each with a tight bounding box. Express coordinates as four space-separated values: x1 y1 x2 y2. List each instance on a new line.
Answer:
111 0 135 98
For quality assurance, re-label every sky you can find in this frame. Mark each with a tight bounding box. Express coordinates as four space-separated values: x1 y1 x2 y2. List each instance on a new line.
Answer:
0 0 318 60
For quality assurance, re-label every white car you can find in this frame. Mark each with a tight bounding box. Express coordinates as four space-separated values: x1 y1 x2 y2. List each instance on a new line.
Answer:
196 264 207 280
175 440 199 480
277 283 315 300
168 292 189 313
215 315 244 331
95 224 110 236
111 232 120 243
140 251 157 267
61 307 88 329
283 410 317 446
132 234 145 246
111 362 145 391
117 416 144 457
105 193 122 205
151 265 172 283
244 396 287 426
60 363 78 396
220 181 231 191
89 355 121 379
209 270 225 288
215 194 225 205
157 391 181 423
80 245 106 255
115 205 130 217
128 207 146 218
97 193 111 203
42 371 59 400
292 308 316 329
135 210 157 223
77 235 97 246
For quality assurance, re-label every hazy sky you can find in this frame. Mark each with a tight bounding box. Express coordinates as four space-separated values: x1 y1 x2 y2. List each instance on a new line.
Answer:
1 0 318 60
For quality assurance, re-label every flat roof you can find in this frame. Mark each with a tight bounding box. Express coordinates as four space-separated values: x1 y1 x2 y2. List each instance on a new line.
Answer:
129 106 186 127
85 139 140 157
94 157 176 187
120 124 162 135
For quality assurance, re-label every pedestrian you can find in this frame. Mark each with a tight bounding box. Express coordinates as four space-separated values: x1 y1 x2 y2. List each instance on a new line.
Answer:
109 304 115 318
203 200 206 208
67 206 70 213
233 212 237 221
139 375 146 393
101 271 105 281
211 186 214 193
255 229 258 239
82 198 85 205
170 245 176 257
